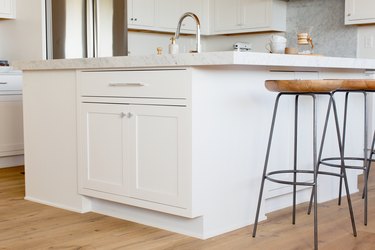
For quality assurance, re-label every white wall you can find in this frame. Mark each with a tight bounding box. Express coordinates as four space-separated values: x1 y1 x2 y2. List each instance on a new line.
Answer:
0 0 45 62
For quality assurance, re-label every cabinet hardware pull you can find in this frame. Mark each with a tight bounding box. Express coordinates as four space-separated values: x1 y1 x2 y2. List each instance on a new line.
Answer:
120 112 126 118
108 83 146 87
127 112 133 118
0 82 7 84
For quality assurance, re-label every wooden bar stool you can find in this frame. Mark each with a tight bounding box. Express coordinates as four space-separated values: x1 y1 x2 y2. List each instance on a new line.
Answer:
252 79 357 250
311 79 375 226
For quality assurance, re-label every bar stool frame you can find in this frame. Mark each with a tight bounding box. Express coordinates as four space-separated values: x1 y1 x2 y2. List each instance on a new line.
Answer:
308 90 373 226
252 92 357 250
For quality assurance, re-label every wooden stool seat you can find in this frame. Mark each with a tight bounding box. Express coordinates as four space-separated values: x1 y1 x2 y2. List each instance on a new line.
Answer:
339 79 375 91
265 79 343 93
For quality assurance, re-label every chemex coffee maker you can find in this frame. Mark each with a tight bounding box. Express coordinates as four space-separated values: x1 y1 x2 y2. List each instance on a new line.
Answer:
297 33 314 55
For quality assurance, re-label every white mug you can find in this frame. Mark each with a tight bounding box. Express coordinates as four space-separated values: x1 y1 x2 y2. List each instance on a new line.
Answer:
266 41 286 54
270 35 287 43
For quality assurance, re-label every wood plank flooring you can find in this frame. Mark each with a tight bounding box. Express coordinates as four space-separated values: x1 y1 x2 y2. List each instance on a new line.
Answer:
1 166 375 249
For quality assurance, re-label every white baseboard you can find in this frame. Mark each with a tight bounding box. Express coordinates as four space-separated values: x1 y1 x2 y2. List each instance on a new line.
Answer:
0 155 24 168
24 196 88 214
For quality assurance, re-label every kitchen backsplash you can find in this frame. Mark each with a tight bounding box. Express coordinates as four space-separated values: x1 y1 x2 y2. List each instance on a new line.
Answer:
286 0 357 57
203 0 359 57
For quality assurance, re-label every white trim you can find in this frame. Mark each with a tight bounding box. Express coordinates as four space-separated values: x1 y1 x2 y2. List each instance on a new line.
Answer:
24 196 91 214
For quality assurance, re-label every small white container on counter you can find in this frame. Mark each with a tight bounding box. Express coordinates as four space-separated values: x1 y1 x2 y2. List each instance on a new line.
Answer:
169 37 179 54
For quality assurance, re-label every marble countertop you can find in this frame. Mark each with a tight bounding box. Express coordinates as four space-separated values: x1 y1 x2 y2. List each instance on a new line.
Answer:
13 51 375 71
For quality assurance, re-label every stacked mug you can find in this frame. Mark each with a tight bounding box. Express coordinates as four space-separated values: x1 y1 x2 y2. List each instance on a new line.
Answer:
266 35 287 54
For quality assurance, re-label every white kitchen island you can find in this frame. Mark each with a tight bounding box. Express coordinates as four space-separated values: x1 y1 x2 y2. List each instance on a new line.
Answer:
14 51 375 239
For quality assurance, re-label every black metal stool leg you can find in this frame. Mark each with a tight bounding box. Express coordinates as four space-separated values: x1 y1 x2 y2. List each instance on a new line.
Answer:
293 95 299 225
331 94 357 237
338 92 350 206
362 92 369 200
312 95 318 250
364 129 375 225
308 97 333 215
252 93 282 237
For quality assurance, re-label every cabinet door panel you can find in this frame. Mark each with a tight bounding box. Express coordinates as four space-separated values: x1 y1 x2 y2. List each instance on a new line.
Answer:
155 0 180 29
0 0 14 18
0 95 23 156
180 0 203 31
346 0 375 21
241 0 269 29
81 103 129 195
128 105 189 208
213 0 240 32
131 0 155 27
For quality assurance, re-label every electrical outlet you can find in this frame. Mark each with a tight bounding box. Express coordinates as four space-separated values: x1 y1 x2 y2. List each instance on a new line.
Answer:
365 36 374 48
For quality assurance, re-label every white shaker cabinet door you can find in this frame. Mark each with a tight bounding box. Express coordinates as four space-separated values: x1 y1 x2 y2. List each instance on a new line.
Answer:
179 0 203 32
211 0 286 34
129 0 155 28
0 95 23 156
80 103 130 196
0 0 15 19
241 0 270 29
127 105 190 208
212 0 240 32
345 0 375 24
154 0 180 30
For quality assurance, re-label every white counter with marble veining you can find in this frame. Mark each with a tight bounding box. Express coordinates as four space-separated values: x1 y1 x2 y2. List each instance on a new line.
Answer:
13 51 375 71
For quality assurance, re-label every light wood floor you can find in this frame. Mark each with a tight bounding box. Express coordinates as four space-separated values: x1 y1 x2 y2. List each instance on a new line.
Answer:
1 167 375 249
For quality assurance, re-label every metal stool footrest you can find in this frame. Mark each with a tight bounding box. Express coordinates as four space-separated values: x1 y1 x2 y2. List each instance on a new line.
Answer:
320 156 372 170
266 169 314 186
266 169 342 186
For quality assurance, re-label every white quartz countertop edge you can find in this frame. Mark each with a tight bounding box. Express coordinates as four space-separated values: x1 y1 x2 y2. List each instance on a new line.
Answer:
12 51 375 71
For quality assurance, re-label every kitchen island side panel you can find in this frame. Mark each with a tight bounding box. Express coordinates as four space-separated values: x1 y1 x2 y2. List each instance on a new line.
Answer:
23 70 90 212
190 66 366 238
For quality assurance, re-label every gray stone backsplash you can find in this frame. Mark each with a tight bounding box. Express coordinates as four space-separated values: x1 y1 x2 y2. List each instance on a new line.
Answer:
286 0 357 58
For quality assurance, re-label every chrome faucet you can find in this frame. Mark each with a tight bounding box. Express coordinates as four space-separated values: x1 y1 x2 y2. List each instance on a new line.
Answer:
174 12 201 53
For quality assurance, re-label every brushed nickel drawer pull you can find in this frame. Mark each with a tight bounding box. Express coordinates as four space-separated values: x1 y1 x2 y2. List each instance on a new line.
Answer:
0 82 8 84
108 83 146 87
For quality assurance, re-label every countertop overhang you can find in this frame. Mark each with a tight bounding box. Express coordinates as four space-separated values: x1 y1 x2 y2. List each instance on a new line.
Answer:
13 51 375 71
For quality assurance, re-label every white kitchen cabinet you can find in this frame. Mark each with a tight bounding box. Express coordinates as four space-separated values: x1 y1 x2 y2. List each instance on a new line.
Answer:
0 72 23 158
80 103 129 196
80 103 189 207
128 0 155 29
154 0 204 33
127 104 189 207
77 69 196 217
0 0 15 19
211 0 286 34
345 0 375 25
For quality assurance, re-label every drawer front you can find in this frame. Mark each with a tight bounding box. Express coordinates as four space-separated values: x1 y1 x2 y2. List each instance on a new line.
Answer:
79 69 190 99
0 74 22 92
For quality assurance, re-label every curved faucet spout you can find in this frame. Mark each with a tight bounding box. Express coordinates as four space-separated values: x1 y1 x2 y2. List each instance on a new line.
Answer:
174 12 201 53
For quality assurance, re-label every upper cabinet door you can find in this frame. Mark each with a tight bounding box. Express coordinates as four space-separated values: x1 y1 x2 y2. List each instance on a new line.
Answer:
345 0 375 25
154 0 204 34
129 0 155 28
241 0 270 29
0 0 15 19
211 0 286 35
179 0 203 32
213 0 240 32
154 0 180 30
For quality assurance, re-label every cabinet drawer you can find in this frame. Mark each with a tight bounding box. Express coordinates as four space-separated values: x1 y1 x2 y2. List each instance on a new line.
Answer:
0 74 22 92
79 69 190 99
